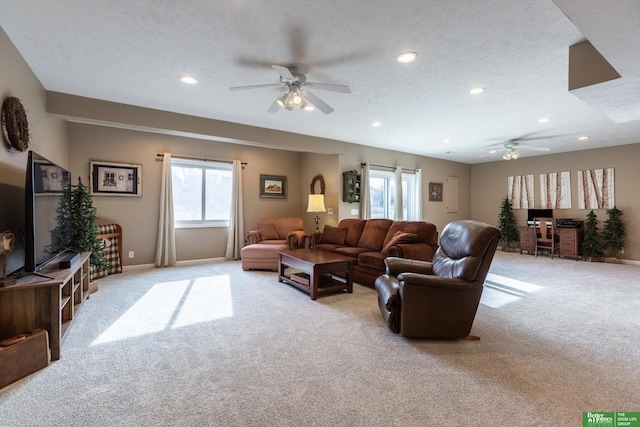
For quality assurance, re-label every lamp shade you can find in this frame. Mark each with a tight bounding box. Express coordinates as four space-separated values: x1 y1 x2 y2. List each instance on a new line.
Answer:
307 194 326 213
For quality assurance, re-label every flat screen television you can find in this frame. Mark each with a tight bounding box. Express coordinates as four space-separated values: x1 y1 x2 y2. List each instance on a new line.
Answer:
24 150 73 273
527 208 553 222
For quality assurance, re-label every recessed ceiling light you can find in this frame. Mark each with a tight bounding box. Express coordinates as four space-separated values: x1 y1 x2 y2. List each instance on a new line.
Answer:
396 52 417 63
538 117 550 123
578 136 589 141
469 87 485 95
443 138 452 143
372 121 382 127
180 75 198 84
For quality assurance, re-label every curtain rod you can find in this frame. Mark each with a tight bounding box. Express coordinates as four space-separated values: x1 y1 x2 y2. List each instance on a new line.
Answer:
156 154 247 165
360 162 417 172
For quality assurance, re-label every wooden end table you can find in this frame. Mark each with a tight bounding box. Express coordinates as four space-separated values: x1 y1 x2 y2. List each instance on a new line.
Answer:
276 248 355 300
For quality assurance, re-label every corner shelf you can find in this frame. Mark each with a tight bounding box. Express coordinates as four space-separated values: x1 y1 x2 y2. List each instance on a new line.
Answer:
343 170 361 203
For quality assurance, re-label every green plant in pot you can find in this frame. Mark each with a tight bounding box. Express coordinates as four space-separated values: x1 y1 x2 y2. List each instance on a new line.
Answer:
70 178 109 272
498 196 518 251
581 210 604 261
602 206 626 262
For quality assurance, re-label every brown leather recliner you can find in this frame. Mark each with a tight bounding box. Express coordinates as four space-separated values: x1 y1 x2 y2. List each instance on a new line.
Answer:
374 220 501 339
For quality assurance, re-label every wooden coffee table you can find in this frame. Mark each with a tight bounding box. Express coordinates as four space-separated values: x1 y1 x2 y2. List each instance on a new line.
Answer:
276 248 356 300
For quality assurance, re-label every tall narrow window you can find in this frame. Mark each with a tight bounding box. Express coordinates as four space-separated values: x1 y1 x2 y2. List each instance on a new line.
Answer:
171 158 232 227
368 168 419 220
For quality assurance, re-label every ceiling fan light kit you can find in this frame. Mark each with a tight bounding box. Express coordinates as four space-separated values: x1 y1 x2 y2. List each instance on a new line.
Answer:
230 64 351 115
502 148 520 160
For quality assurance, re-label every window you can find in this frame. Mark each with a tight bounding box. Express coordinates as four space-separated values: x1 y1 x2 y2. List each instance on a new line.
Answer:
369 168 419 220
171 159 232 228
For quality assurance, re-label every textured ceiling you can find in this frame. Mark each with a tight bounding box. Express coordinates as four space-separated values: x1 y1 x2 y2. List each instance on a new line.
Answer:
1 0 639 164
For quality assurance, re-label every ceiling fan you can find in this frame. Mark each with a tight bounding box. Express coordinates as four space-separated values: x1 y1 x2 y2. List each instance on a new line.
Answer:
482 136 552 160
229 64 351 114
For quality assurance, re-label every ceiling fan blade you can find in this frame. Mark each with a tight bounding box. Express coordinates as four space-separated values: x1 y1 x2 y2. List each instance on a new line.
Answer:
229 83 282 91
305 82 351 94
520 145 551 151
266 98 281 113
272 65 294 80
301 89 334 114
480 147 507 157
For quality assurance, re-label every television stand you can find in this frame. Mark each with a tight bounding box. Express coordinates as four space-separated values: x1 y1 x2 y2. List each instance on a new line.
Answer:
30 271 56 280
0 252 91 365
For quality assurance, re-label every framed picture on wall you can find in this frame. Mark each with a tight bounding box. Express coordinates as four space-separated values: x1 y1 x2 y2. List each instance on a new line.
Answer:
429 182 443 202
260 174 287 198
90 161 142 197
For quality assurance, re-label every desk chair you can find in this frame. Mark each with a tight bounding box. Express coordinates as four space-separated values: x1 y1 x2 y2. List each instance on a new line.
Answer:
533 217 559 258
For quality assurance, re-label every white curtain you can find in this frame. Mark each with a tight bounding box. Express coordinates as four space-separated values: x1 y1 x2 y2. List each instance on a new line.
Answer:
155 153 176 267
225 160 244 260
360 162 371 219
394 167 403 220
414 168 423 220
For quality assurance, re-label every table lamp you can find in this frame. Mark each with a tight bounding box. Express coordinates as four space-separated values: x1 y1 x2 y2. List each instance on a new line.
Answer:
307 194 326 233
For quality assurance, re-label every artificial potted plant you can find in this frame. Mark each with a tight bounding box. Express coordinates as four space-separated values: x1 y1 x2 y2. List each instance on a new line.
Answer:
602 206 626 263
581 210 604 262
498 196 518 251
70 178 109 279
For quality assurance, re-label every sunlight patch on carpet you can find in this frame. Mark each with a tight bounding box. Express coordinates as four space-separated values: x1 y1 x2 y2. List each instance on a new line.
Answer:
481 273 544 308
92 275 233 345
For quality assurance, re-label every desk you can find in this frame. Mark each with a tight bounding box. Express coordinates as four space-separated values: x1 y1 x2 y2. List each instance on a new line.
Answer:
518 226 582 259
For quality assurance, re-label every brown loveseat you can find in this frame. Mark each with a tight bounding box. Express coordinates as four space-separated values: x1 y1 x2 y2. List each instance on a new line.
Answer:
241 217 305 271
311 218 438 287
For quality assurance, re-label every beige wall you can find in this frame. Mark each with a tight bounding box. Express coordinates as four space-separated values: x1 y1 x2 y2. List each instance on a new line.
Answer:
67 123 473 265
67 123 304 265
0 27 67 178
338 144 472 234
470 143 640 261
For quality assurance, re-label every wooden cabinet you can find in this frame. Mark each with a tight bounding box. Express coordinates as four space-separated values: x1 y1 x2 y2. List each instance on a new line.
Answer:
558 228 583 259
0 252 91 362
342 170 361 203
519 226 536 254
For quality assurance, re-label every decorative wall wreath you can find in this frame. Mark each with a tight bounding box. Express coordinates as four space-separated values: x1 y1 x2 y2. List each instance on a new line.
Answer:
310 174 325 194
1 96 31 152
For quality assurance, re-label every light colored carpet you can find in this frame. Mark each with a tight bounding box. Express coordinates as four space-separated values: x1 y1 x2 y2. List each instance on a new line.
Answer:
1 252 639 426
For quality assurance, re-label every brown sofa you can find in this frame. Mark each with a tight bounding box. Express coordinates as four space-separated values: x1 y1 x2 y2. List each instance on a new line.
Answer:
311 218 438 287
241 217 305 271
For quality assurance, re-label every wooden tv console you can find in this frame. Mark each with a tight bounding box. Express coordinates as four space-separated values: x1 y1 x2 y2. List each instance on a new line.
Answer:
0 252 91 361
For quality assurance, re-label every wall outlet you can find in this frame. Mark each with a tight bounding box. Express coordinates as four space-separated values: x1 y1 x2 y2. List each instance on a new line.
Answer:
350 208 359 216
619 247 624 254
128 251 134 258
327 208 334 215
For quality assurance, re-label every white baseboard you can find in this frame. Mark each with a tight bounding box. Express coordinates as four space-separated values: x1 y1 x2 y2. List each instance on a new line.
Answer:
122 257 229 271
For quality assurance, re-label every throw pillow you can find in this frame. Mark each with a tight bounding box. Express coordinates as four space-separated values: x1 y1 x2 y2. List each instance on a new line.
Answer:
257 222 279 240
382 231 418 254
319 225 347 245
